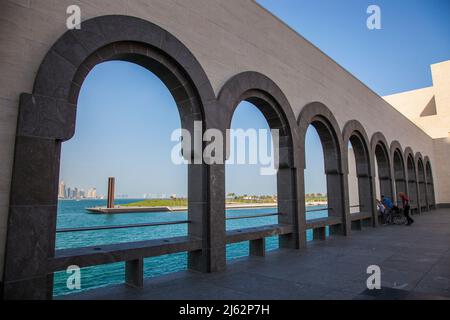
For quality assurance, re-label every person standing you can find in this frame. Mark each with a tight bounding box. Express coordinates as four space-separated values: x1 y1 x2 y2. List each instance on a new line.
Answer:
376 199 387 225
381 195 397 224
399 192 414 226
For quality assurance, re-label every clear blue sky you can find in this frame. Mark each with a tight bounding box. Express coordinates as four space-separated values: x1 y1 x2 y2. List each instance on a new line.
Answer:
60 61 325 197
257 0 450 95
60 1 450 197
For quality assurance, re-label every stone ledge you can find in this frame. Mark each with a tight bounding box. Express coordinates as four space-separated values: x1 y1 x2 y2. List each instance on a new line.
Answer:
226 224 294 244
49 236 202 272
306 216 342 229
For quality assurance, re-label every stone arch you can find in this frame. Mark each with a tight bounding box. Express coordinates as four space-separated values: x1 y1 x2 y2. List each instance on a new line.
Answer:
371 132 393 200
342 120 376 225
404 147 420 213
4 15 218 299
218 71 302 249
415 153 427 211
298 102 348 235
390 141 406 204
424 156 436 209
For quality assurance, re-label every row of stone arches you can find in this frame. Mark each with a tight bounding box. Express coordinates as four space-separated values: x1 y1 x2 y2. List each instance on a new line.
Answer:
3 15 436 299
372 136 436 213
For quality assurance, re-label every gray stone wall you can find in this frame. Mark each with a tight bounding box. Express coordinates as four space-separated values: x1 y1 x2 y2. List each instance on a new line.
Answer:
0 0 441 283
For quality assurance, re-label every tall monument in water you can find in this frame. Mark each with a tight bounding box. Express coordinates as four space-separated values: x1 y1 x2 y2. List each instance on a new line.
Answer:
107 177 115 209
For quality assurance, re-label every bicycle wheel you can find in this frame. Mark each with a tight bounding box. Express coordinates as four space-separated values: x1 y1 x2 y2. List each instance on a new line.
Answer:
393 214 407 225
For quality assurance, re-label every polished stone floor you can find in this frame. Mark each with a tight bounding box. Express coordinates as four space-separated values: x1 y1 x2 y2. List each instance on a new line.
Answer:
62 208 450 300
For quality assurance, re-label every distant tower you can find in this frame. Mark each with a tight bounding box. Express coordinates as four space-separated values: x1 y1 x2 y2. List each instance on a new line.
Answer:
107 177 115 209
58 181 66 199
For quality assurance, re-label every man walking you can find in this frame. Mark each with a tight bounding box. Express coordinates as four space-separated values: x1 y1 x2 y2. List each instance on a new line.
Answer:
399 192 414 226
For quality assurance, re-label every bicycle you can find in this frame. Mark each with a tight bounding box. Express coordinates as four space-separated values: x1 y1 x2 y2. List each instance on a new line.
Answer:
392 210 407 225
385 207 407 225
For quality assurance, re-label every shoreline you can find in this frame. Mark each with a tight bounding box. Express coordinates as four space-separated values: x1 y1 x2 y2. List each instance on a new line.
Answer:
86 201 328 214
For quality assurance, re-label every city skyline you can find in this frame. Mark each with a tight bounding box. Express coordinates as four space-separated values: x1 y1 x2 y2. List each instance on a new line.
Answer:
58 176 328 201
58 181 99 199
58 178 327 200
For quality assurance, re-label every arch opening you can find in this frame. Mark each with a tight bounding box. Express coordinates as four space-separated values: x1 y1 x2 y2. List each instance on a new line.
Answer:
304 125 328 231
219 72 300 255
3 16 218 300
300 108 346 238
407 155 419 213
374 143 392 201
225 101 279 259
393 149 406 205
55 60 191 296
347 133 372 216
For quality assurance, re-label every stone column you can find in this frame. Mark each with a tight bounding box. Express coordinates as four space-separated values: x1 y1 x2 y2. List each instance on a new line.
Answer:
369 172 379 227
3 94 74 299
295 167 307 248
358 174 376 226
427 182 435 208
326 171 348 236
189 109 227 273
419 181 427 212
206 163 226 272
278 167 304 249
187 161 226 273
415 181 422 215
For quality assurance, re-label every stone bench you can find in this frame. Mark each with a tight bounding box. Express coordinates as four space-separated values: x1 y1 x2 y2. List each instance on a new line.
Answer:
49 236 202 288
306 217 343 240
350 211 374 230
226 224 294 257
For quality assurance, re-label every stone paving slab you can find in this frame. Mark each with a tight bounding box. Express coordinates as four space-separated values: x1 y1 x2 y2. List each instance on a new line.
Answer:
60 209 450 300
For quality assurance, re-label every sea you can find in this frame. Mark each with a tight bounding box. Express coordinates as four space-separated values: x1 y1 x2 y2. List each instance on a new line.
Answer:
54 199 329 297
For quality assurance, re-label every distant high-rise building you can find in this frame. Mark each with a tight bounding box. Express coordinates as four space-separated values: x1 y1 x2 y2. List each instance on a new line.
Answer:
87 188 97 199
58 181 66 199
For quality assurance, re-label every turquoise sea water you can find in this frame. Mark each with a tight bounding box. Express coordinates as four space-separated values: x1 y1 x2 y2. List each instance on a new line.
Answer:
54 199 328 296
